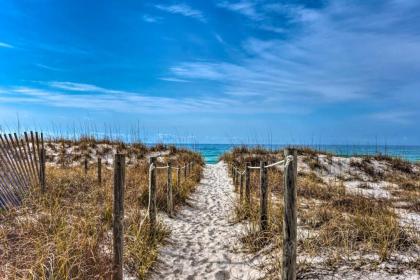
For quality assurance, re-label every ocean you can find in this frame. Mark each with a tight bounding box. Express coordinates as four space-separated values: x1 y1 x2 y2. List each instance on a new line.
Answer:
176 144 420 164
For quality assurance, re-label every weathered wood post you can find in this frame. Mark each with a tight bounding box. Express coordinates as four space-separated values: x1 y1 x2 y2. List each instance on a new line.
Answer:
84 156 88 175
167 163 173 217
97 157 102 184
148 156 157 236
260 161 268 232
232 167 235 184
186 162 189 177
113 153 125 280
183 163 187 180
239 171 244 201
233 169 237 191
39 148 46 193
245 162 251 206
177 167 181 188
282 149 297 280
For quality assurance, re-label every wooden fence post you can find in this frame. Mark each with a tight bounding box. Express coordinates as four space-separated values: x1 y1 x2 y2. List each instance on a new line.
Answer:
183 164 187 180
177 167 181 188
148 156 157 235
113 153 125 280
97 157 102 184
234 169 237 191
167 163 173 217
245 162 251 206
39 148 46 193
239 171 244 201
259 161 268 232
282 149 297 280
84 156 88 175
186 162 189 177
232 167 235 184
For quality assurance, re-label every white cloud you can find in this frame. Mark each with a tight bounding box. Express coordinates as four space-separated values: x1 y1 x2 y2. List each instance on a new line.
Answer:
370 111 415 124
159 77 190 83
0 42 13 48
218 1 262 20
0 79 304 114
0 83 223 113
171 62 227 80
142 14 161 23
155 4 205 22
170 0 420 112
214 33 225 44
35 64 63 71
46 81 120 93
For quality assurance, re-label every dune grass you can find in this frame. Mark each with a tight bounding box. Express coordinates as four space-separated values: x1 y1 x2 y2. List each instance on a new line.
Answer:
0 140 203 279
222 146 419 278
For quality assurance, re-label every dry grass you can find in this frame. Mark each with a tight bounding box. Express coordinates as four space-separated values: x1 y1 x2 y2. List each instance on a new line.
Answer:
222 147 420 278
0 141 203 279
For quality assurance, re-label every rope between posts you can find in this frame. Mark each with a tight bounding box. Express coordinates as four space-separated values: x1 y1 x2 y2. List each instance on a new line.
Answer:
232 156 294 172
247 166 261 170
172 161 193 171
155 165 169 169
264 159 285 168
285 155 294 166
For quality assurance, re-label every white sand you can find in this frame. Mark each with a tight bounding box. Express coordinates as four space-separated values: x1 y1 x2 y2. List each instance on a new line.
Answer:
150 162 263 280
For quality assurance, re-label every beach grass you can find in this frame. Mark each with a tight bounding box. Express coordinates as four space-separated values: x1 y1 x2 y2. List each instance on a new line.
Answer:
222 146 420 278
0 138 203 279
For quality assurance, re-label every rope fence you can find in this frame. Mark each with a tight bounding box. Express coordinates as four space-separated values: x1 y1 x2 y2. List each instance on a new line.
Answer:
97 155 196 280
229 148 298 280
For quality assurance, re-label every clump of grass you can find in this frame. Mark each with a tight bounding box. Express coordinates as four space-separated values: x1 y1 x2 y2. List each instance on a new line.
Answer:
374 154 413 174
350 158 383 180
0 168 113 278
235 197 284 254
303 155 328 172
310 207 415 261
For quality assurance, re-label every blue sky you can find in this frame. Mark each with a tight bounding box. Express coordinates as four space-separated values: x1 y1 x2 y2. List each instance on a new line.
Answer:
0 0 419 144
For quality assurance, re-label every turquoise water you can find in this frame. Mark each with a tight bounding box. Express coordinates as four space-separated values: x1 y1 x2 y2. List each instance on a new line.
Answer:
177 144 420 164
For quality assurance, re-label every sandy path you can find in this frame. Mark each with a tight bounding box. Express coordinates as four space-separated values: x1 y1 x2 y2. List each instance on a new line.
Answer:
150 162 262 280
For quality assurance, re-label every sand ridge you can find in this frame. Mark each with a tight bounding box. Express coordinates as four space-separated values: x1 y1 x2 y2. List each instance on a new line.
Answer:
150 162 262 280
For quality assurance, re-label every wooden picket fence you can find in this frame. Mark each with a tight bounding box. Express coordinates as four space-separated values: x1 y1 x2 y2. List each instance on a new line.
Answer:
231 148 298 280
0 131 46 209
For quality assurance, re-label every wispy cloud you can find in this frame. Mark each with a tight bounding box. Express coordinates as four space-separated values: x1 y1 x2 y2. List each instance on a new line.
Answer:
171 0 420 113
142 14 161 23
159 77 190 83
218 1 262 20
155 4 205 22
46 81 121 93
217 1 284 33
35 64 64 71
370 111 416 125
0 42 13 48
0 80 303 114
0 82 223 113
214 33 225 44
171 62 226 80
